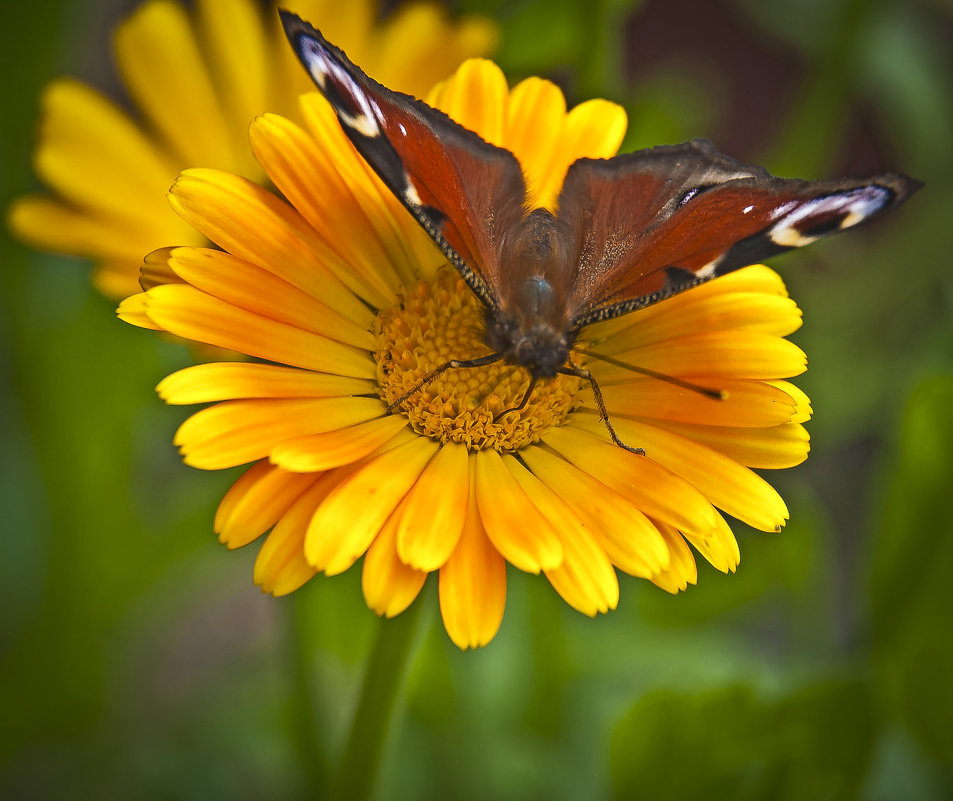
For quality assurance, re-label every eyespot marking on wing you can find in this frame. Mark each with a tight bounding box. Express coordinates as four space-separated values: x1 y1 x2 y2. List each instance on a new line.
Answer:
297 37 328 90
294 31 383 138
769 225 820 248
768 185 895 248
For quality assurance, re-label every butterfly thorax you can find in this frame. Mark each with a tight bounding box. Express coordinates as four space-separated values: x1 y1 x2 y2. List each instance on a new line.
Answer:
484 210 576 378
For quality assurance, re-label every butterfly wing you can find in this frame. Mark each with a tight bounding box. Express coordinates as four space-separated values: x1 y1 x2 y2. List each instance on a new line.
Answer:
280 11 526 310
558 139 921 327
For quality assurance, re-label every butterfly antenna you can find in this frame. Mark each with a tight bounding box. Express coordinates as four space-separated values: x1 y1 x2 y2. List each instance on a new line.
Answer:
574 348 726 399
559 362 646 457
495 375 538 420
385 352 504 414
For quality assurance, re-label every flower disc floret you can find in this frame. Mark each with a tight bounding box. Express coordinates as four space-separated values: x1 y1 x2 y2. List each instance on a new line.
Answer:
376 269 582 451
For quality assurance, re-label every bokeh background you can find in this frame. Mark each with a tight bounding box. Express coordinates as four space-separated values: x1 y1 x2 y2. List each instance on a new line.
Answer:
2 0 951 798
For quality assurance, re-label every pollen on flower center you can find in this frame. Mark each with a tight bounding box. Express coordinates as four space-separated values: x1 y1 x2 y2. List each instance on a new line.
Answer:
375 268 582 452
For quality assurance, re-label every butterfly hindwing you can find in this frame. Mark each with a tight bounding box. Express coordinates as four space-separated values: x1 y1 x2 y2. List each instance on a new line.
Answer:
280 10 526 310
559 140 921 326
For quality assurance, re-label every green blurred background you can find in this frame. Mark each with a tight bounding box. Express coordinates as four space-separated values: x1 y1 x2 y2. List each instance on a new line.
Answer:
2 0 951 798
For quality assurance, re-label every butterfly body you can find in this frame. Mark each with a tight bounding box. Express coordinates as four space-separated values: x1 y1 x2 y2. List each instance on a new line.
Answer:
279 10 920 443
485 208 576 377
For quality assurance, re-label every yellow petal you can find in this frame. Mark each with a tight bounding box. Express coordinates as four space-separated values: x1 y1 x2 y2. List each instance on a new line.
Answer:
175 396 387 469
583 417 789 532
428 59 508 145
443 18 500 87
648 522 698 593
606 331 807 381
140 246 184 290
287 0 375 60
215 460 320 549
586 264 793 342
502 454 618 616
439 459 506 649
31 78 177 223
653 419 811 470
536 98 626 209
270 415 410 472
504 77 566 206
250 113 409 294
519 444 669 577
366 3 497 98
8 195 199 277
305 435 440 575
297 95 445 280
767 380 813 423
544 424 720 539
591 292 803 350
168 168 385 317
158 362 373 404
165 246 375 349
474 448 563 573
117 293 161 330
394 443 470 571
254 477 338 595
562 98 628 159
194 0 268 176
686 264 790 297
682 511 741 573
142 284 375 378
597 379 796 428
362 511 428 618
114 0 238 168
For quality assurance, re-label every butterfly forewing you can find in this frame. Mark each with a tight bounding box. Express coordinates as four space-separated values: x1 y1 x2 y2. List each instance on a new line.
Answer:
280 9 920 390
280 10 527 310
558 140 921 327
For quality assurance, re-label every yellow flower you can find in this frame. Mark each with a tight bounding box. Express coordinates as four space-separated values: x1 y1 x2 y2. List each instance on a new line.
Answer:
8 0 495 299
120 59 810 649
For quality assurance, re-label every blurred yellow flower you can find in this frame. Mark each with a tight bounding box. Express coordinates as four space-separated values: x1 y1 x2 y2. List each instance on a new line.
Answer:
7 0 496 299
120 58 810 649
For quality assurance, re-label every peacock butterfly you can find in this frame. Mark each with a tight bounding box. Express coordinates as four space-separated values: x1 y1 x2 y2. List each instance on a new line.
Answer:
279 10 921 453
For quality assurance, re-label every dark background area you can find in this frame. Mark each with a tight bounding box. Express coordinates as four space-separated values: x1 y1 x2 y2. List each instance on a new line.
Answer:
1 0 951 797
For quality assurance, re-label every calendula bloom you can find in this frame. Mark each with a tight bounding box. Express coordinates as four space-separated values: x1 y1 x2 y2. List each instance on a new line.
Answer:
7 0 495 299
119 59 810 649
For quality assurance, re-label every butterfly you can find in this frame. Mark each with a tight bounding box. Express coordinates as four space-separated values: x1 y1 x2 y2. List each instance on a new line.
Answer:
279 10 921 453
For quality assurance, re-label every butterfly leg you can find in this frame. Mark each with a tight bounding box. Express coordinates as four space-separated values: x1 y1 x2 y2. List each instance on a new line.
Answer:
559 364 646 457
495 375 538 421
384 352 504 414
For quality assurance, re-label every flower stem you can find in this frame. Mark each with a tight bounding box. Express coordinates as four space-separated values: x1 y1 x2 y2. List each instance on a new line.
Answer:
287 593 329 797
334 598 425 801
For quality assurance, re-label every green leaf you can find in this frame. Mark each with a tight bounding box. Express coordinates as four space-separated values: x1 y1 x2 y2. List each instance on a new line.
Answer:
871 375 953 765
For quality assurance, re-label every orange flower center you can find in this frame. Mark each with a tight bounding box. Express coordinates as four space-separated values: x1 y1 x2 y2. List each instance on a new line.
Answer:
375 268 582 451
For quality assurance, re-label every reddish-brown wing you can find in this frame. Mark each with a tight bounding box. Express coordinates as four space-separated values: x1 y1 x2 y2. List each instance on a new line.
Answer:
281 11 526 310
557 139 921 327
